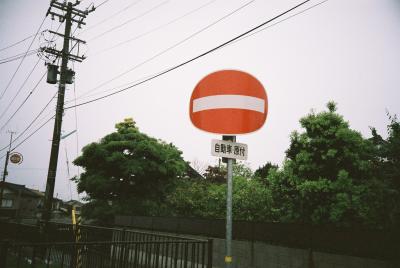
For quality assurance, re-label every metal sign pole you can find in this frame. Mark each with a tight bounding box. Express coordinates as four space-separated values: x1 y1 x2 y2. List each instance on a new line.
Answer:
226 157 233 267
222 135 236 267
191 70 265 268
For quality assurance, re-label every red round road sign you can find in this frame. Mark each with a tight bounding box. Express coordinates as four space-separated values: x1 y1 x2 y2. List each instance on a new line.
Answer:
190 70 268 134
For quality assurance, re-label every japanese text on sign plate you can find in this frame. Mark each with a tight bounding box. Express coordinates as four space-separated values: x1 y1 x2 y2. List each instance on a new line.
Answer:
211 139 248 160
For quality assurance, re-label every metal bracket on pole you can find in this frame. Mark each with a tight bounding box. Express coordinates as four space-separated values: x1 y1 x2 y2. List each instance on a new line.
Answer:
222 136 236 164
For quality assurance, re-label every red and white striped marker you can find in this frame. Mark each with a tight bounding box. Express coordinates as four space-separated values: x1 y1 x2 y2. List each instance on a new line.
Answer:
190 70 268 134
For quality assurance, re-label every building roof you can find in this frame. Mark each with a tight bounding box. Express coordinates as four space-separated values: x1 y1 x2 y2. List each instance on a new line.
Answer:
1 182 43 198
185 164 205 180
65 200 84 207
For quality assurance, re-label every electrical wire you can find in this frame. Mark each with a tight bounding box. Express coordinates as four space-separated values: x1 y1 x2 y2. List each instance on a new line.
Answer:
0 51 37 64
0 51 38 65
71 61 81 179
0 21 65 131
0 72 47 132
3 116 55 160
0 3 87 164
0 49 39 62
0 32 44 53
0 9 84 157
0 57 42 122
93 0 218 56
80 0 329 104
1 0 327 162
0 15 47 100
96 0 111 9
76 0 255 100
0 92 57 153
88 0 169 42
231 0 329 45
65 0 318 109
80 0 143 35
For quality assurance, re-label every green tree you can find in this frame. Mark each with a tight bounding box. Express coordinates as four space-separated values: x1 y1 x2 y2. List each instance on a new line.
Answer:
370 114 400 228
254 162 278 185
166 174 274 221
73 118 187 220
203 165 226 184
203 162 253 184
269 102 383 227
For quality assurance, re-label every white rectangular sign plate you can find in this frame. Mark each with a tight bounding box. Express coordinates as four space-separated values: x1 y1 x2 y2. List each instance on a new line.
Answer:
211 139 248 160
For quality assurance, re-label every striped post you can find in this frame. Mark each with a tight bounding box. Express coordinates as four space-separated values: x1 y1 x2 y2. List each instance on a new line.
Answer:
72 206 82 268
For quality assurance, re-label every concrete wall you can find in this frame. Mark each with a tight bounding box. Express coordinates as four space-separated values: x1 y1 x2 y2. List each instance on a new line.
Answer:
210 237 391 268
126 228 393 268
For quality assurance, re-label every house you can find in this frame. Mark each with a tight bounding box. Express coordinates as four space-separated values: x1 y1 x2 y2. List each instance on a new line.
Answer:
60 199 84 215
0 182 44 220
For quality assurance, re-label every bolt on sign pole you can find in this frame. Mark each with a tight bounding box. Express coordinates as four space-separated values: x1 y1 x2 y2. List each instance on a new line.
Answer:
190 70 268 268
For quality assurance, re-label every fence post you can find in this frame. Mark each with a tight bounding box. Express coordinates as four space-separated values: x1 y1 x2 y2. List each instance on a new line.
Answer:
207 239 213 268
308 225 315 268
0 240 10 268
118 228 126 268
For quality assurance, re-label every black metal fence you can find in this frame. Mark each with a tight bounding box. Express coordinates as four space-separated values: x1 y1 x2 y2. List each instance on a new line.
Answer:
0 222 196 244
115 215 400 262
0 222 213 268
0 240 212 268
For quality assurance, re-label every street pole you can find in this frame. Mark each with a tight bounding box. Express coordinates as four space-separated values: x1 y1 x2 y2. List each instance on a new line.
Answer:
226 157 233 268
42 2 73 224
41 0 90 226
223 135 235 268
0 131 15 207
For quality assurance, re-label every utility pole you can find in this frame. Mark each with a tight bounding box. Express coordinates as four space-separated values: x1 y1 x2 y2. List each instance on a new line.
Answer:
41 0 91 225
0 131 16 207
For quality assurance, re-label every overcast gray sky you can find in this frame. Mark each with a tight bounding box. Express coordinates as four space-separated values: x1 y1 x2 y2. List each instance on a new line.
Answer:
1 0 399 201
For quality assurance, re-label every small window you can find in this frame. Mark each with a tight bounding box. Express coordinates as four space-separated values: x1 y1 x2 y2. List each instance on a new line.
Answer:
1 199 13 208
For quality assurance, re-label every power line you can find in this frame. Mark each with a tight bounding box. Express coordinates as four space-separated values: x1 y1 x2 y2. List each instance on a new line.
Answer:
0 32 44 53
0 16 47 100
80 0 143 35
3 116 55 160
0 22 65 131
76 0 255 100
232 0 329 45
0 92 56 153
88 0 169 42
96 0 112 9
0 57 41 122
71 61 81 178
0 72 46 132
65 0 318 109
0 50 39 65
0 49 39 62
93 0 217 56
12 115 54 152
1 0 327 163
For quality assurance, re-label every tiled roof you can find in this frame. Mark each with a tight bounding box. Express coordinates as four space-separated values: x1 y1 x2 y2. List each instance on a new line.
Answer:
1 182 43 198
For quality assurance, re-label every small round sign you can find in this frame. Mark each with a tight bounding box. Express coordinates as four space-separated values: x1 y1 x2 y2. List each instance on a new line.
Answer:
190 70 268 134
9 152 23 164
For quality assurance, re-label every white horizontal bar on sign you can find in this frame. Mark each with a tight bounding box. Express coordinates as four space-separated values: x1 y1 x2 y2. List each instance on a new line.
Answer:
192 94 265 113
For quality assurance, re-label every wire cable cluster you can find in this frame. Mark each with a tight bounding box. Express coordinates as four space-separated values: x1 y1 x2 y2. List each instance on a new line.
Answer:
0 0 329 164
